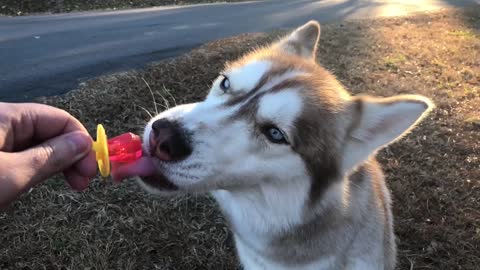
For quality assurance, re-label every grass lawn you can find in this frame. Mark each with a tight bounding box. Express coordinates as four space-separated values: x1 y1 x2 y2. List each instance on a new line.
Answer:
1 7 479 270
0 0 247 16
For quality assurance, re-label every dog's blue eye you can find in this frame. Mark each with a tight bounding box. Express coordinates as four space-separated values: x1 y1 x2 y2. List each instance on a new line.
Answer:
265 127 287 144
269 128 283 140
220 75 230 92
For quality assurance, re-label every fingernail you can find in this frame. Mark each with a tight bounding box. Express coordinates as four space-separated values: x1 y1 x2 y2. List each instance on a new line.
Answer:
68 133 91 161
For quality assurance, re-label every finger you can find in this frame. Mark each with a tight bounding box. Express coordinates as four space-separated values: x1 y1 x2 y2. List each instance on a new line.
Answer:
73 151 97 179
64 151 97 191
1 103 89 151
64 168 90 191
0 155 24 208
13 131 92 187
26 103 88 138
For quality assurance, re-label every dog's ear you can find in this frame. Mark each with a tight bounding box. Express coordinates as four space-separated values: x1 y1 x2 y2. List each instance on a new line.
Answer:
274 20 321 59
342 95 434 172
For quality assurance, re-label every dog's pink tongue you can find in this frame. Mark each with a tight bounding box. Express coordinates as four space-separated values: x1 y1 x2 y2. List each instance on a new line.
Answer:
111 157 156 183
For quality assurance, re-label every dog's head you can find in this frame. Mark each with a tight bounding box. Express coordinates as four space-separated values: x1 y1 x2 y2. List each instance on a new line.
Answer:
118 21 432 197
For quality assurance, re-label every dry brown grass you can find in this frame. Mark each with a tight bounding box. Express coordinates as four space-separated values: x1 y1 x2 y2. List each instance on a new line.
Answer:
1 7 479 270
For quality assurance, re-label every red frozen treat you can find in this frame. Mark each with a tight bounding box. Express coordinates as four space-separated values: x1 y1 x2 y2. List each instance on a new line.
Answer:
107 132 143 163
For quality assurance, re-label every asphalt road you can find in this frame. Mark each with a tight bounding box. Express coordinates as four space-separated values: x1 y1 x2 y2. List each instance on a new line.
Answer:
1 0 478 101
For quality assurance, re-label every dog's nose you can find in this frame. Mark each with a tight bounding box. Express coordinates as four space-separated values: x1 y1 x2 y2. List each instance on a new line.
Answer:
149 118 192 161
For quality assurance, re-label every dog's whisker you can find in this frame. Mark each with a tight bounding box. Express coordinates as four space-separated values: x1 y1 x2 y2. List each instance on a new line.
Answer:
162 84 177 107
137 104 153 118
141 77 159 115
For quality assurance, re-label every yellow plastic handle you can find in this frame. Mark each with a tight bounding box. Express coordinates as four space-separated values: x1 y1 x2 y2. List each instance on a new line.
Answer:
92 124 110 177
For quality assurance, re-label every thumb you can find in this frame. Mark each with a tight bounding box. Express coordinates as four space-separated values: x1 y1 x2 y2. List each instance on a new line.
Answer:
15 131 92 186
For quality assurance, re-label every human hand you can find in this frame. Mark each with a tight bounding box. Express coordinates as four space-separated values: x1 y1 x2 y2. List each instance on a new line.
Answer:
0 102 97 207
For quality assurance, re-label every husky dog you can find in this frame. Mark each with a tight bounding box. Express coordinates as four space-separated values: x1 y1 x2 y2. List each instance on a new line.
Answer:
115 21 433 270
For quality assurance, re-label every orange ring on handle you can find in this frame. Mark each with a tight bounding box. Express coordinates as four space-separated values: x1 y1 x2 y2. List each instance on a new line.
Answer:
92 124 110 177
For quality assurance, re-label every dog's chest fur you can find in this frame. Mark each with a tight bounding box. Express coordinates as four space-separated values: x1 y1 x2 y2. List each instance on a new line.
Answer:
212 160 395 270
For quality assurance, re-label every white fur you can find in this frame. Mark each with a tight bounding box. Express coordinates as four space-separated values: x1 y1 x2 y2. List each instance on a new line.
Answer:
213 180 352 270
239 70 306 107
234 239 336 270
213 174 309 237
225 60 271 93
257 90 303 133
